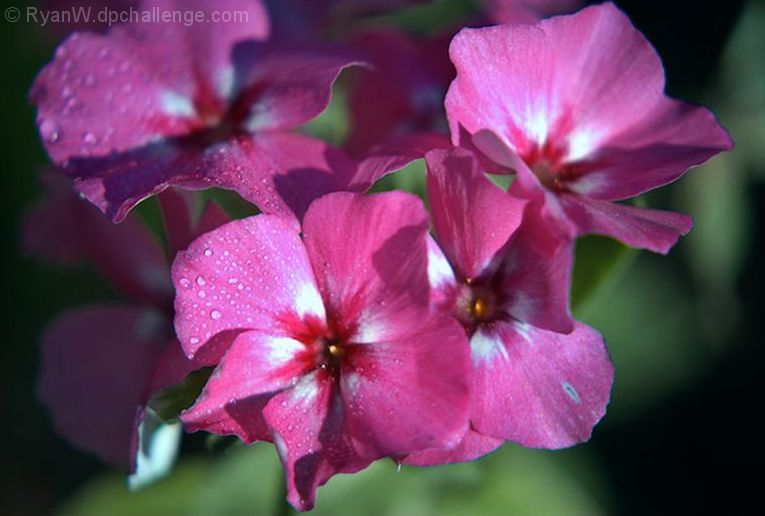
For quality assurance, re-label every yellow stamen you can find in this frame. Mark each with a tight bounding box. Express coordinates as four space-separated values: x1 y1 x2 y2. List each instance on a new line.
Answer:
472 297 488 319
328 344 345 358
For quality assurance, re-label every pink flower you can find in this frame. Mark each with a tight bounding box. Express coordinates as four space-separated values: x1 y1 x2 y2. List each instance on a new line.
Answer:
30 0 362 222
446 2 732 254
480 0 581 24
28 173 227 469
172 192 470 510
344 30 453 157
406 148 613 465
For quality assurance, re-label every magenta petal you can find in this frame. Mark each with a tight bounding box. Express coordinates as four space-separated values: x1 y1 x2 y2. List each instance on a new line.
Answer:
571 98 734 200
240 132 357 220
445 23 554 150
540 3 666 149
233 43 363 132
341 315 470 459
38 306 168 469
68 133 355 223
302 192 431 342
344 30 452 156
481 0 581 24
559 193 693 254
350 133 452 192
172 213 322 361
30 0 268 164
471 321 613 449
181 331 308 441
147 337 199 394
404 429 502 466
263 377 368 512
501 195 575 333
426 148 526 280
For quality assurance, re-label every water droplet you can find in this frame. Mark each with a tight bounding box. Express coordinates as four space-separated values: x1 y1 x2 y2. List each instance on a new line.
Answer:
204 248 214 257
82 132 97 145
190 336 200 345
39 119 61 144
196 276 206 286
179 277 191 288
210 309 222 320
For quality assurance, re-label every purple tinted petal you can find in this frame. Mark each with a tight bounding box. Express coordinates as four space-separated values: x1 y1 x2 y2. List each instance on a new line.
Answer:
233 43 363 132
30 0 268 164
349 132 452 192
38 306 169 469
68 133 355 223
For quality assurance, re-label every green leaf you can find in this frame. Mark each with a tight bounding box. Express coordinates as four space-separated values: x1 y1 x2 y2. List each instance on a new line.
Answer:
571 235 636 317
148 367 214 423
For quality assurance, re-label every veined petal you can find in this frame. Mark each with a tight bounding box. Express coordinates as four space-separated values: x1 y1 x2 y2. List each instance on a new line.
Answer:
559 193 693 254
38 306 168 470
302 191 432 343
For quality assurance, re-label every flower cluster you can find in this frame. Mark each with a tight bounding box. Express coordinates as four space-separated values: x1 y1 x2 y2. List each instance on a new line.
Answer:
29 0 731 511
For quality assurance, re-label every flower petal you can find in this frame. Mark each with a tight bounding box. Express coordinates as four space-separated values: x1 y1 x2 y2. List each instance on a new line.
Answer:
426 147 526 280
30 0 268 164
500 194 575 333
559 193 693 254
403 428 503 466
302 191 432 343
232 43 363 132
172 213 323 361
38 306 169 469
67 132 355 222
181 331 309 441
341 315 470 459
445 23 554 152
262 376 368 511
470 320 613 449
569 98 734 200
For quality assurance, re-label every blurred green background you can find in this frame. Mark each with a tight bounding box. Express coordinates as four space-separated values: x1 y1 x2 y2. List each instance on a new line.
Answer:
2 0 764 514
